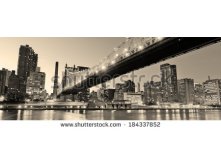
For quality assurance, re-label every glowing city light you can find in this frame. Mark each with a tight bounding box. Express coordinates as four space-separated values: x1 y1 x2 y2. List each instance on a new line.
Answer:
101 65 106 70
124 48 128 52
115 53 119 57
0 96 4 102
127 110 131 113
111 60 115 64
138 45 144 50
125 52 130 57
157 37 164 41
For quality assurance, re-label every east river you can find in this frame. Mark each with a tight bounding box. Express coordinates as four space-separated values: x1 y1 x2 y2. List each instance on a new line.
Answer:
1 107 221 120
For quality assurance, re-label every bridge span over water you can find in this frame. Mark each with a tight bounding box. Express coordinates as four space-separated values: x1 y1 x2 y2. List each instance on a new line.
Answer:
58 37 221 96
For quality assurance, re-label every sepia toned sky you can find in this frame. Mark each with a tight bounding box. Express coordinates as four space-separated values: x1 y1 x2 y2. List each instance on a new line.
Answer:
0 37 221 93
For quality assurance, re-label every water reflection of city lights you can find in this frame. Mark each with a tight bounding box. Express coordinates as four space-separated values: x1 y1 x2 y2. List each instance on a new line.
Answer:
138 109 144 113
0 105 3 109
127 110 131 113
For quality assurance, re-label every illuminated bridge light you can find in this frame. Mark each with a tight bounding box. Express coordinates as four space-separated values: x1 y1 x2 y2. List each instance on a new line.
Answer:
124 48 128 52
115 53 119 57
125 52 130 57
101 65 106 70
157 37 164 41
111 60 115 64
138 45 144 51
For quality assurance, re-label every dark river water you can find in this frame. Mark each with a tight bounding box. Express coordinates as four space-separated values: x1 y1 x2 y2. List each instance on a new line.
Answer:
1 109 221 120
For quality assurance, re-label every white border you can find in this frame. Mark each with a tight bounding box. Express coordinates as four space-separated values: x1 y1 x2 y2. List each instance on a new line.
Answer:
1 0 221 167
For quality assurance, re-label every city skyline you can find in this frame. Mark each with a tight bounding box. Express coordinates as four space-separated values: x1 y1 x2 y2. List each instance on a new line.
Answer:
0 38 221 93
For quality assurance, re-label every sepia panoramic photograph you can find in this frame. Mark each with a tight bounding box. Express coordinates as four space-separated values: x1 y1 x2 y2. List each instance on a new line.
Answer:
0 37 221 120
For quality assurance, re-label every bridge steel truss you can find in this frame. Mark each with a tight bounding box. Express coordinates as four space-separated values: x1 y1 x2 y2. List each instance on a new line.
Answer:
58 37 221 96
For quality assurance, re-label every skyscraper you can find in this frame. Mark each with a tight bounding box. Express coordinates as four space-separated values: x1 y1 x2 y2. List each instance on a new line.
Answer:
143 81 162 105
194 83 204 105
0 68 11 95
0 70 6 95
17 45 38 93
160 63 178 102
203 79 221 105
26 67 46 101
8 71 21 91
53 62 59 98
178 78 194 104
7 70 24 102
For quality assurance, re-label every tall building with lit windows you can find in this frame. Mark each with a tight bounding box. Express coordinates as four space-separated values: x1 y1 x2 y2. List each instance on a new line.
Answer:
203 79 221 105
178 78 194 104
0 68 11 95
26 67 46 101
17 45 38 93
194 83 204 105
160 63 178 102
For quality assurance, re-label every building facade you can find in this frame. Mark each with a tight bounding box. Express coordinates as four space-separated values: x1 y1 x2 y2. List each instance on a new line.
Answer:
203 79 221 105
143 81 162 105
26 68 46 101
160 63 178 102
103 89 115 102
123 92 142 105
178 78 194 104
17 45 38 93
0 68 11 95
194 83 204 105
114 80 135 101
7 71 24 102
